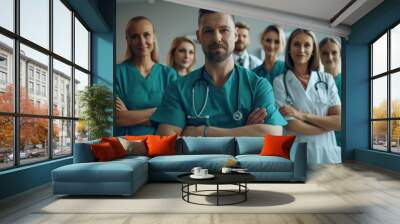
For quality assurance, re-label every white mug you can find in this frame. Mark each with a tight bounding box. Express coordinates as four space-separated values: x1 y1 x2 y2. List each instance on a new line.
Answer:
200 169 208 176
191 167 202 176
221 167 232 174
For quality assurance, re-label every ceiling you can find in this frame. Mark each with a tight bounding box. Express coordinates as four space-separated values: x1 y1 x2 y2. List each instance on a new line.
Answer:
117 0 384 37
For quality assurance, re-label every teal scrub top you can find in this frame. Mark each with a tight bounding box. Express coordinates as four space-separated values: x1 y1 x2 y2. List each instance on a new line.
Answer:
252 60 285 85
334 73 342 146
116 62 177 135
150 65 287 130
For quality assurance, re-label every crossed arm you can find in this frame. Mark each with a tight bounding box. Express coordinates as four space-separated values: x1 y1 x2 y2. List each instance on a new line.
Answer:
280 105 341 135
115 97 155 127
156 108 283 136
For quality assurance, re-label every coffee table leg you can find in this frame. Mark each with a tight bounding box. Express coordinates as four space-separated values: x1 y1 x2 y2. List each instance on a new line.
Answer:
195 184 197 192
245 183 247 201
217 184 219 206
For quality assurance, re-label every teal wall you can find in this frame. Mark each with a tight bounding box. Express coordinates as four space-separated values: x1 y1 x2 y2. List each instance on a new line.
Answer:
345 0 400 171
0 0 115 200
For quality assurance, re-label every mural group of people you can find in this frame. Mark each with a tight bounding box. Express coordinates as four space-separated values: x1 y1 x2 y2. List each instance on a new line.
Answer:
115 9 342 166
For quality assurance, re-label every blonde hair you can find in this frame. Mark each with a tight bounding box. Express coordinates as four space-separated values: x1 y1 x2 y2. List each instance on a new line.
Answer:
167 36 196 72
260 24 286 53
319 37 341 51
285 29 320 72
124 16 159 63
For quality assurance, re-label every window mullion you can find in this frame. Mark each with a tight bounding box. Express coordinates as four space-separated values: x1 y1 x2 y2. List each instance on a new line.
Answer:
49 0 54 160
387 30 391 152
71 11 76 154
13 0 20 167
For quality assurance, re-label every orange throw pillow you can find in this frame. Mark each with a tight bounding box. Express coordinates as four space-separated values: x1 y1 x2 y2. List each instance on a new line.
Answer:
91 142 117 161
260 135 296 159
101 137 126 158
146 135 177 157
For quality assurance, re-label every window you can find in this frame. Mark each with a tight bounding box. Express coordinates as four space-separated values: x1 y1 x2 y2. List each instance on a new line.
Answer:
371 23 400 154
0 54 7 87
42 85 46 97
36 83 40 95
0 55 7 67
0 0 91 170
28 67 34 80
41 73 46 83
35 70 40 81
0 71 6 85
28 81 34 94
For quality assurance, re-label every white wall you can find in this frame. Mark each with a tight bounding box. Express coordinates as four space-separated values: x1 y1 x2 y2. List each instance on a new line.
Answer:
116 0 340 69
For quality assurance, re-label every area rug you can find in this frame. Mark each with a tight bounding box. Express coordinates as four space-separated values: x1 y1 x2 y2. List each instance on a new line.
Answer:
37 183 362 214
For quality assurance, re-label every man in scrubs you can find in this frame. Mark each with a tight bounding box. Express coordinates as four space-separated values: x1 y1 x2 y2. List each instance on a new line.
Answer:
150 9 286 136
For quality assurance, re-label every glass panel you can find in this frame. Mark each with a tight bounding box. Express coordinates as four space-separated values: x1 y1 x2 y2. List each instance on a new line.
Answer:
20 117 49 165
20 44 49 115
74 17 89 70
391 24 400 70
0 0 14 31
372 33 387 76
74 69 89 118
75 120 88 143
391 120 400 153
391 72 400 118
53 119 72 158
53 0 72 60
372 76 387 119
372 121 388 151
0 34 14 113
53 59 72 117
0 116 14 170
20 0 49 49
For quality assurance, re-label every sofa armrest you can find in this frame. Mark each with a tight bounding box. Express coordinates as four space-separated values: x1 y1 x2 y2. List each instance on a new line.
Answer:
290 142 307 181
73 140 100 163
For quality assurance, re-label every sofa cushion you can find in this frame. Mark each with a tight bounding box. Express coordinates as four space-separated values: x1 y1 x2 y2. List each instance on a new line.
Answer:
53 158 148 183
101 137 127 158
74 140 100 163
148 154 235 172
260 135 296 159
91 142 118 161
180 137 235 155
118 137 147 156
236 155 293 172
146 135 177 157
236 137 264 155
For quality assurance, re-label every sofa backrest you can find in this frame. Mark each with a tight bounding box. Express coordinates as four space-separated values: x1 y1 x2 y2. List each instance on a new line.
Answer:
73 139 100 163
179 137 236 155
235 137 264 155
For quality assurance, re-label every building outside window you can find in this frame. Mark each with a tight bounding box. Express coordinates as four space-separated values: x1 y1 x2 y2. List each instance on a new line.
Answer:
370 23 400 154
0 0 91 170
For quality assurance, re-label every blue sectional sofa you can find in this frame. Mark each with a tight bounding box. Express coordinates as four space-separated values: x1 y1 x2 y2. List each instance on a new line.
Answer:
52 137 307 196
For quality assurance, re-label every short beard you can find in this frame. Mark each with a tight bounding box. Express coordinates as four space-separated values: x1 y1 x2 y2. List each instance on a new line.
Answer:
203 44 232 63
234 43 246 52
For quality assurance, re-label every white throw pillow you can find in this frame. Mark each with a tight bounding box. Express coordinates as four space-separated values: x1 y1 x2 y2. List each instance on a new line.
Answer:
118 137 147 156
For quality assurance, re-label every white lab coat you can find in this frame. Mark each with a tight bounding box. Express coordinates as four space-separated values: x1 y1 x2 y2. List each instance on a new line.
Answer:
273 70 341 166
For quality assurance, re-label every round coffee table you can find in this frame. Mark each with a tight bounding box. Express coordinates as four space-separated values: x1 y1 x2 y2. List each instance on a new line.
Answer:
177 172 255 206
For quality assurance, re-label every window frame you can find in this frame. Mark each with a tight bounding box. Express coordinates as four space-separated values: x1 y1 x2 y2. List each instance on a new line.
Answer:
370 19 400 154
0 0 92 171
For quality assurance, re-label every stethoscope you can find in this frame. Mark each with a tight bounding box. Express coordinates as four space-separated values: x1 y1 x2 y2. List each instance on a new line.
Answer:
186 65 243 121
283 70 329 105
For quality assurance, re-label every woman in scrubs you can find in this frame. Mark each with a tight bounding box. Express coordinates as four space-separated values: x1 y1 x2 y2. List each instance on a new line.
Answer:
167 36 196 77
320 38 342 146
253 25 286 85
273 29 341 166
116 16 177 135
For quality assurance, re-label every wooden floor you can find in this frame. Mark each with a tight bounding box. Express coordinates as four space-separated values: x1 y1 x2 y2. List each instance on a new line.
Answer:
1 162 400 224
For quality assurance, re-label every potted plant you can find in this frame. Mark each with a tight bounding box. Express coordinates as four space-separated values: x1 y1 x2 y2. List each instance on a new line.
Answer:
79 84 113 140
